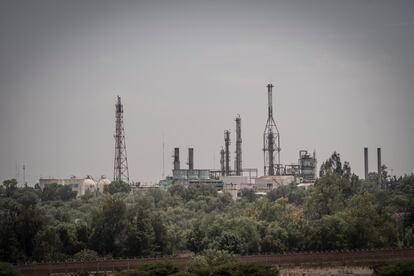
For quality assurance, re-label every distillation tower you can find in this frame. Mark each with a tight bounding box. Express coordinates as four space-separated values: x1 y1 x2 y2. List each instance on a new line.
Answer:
235 115 242 176
263 83 281 176
113 96 130 183
224 130 231 176
220 148 225 176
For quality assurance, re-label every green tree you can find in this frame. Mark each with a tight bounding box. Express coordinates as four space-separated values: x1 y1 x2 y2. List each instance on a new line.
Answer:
1 179 18 197
260 222 288 253
89 195 127 256
41 183 76 201
305 174 345 219
239 188 257 202
187 223 207 253
319 152 343 177
267 183 306 206
104 181 131 194
125 208 155 256
217 231 242 253
0 262 20 276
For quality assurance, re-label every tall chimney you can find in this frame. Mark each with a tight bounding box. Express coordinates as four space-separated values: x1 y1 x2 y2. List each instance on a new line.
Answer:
188 148 194 170
235 115 242 176
364 147 368 180
220 148 225 176
173 147 180 170
377 147 382 185
263 83 280 176
224 130 231 176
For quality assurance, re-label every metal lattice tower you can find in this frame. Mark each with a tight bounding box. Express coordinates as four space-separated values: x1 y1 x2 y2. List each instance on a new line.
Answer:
235 115 242 176
113 96 130 183
263 83 281 176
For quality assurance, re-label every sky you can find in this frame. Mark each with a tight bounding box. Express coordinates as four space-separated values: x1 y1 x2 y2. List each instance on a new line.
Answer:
0 0 413 185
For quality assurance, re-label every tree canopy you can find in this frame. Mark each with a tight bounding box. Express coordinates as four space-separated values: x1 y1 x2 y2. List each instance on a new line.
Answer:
0 153 413 265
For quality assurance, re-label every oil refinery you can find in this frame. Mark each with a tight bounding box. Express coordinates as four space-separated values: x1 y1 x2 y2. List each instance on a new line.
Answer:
39 83 387 199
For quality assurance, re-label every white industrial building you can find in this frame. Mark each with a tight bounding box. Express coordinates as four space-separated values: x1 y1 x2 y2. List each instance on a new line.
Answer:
39 175 111 197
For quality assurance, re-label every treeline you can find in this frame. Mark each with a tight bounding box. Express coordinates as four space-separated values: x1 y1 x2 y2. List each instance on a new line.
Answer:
0 153 414 264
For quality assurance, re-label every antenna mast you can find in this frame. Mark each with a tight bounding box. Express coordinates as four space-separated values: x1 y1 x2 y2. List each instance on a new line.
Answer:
113 96 130 183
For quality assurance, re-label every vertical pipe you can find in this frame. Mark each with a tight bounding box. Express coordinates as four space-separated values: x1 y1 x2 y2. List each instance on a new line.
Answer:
235 115 242 176
268 131 274 176
377 147 382 185
267 83 273 118
224 130 231 176
188 148 194 170
174 147 180 170
220 148 225 176
364 147 368 180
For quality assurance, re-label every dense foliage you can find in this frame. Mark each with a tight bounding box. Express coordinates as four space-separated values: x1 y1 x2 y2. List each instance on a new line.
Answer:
373 261 414 276
1 152 414 265
116 250 278 276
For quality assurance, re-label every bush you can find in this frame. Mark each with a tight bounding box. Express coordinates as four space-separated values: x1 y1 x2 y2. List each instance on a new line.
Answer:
116 262 179 276
0 262 20 276
214 262 278 276
373 262 414 275
74 249 98 261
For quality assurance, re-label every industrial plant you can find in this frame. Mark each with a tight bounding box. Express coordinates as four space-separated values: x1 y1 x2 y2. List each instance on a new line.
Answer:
158 83 318 199
39 83 387 199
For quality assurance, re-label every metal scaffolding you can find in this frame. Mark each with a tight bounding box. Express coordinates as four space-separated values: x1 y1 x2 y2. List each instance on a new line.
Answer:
263 83 281 176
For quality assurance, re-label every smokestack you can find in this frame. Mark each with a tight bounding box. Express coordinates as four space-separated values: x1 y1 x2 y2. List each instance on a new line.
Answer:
364 147 368 180
224 130 231 176
268 131 275 176
173 147 180 170
220 148 225 176
188 148 194 170
377 147 382 185
235 115 242 176
263 83 281 176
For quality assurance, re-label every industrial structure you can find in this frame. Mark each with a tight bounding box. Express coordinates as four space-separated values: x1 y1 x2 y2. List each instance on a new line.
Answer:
154 83 320 198
224 130 231 176
220 148 225 176
235 115 242 176
188 148 194 170
159 147 224 189
212 114 258 180
113 96 130 184
173 147 180 170
364 147 384 186
39 175 111 197
377 147 382 185
364 147 369 180
298 150 317 182
263 83 281 176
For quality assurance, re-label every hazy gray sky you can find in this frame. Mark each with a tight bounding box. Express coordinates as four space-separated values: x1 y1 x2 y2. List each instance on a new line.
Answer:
1 0 413 185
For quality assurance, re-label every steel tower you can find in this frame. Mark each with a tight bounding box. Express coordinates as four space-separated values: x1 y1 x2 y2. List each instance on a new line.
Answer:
263 83 281 176
113 96 130 183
